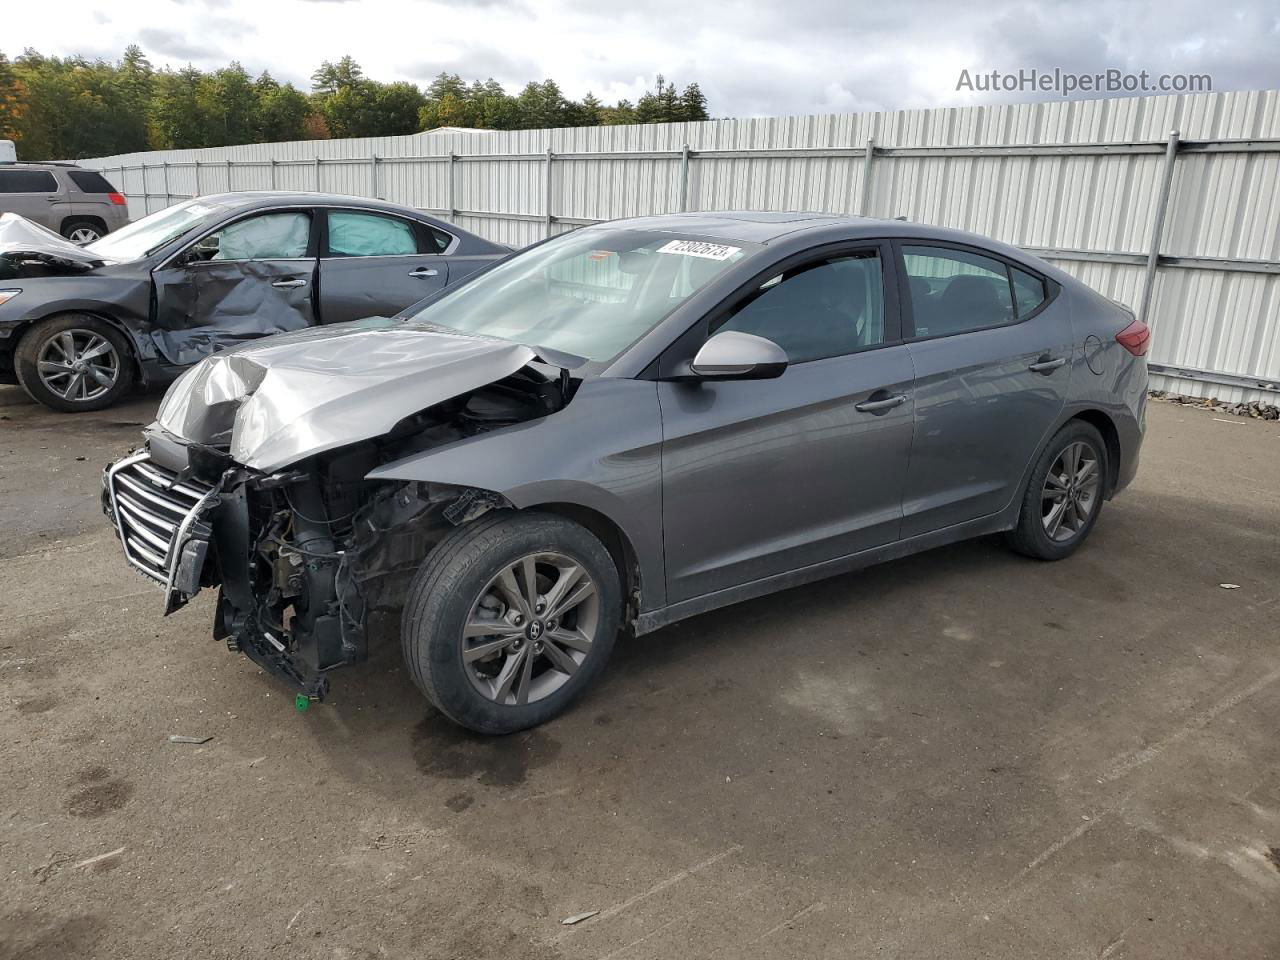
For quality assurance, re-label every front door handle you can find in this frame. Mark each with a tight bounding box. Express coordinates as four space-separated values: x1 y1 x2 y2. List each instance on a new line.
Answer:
408 267 439 278
271 278 308 288
855 393 908 413
1028 356 1067 373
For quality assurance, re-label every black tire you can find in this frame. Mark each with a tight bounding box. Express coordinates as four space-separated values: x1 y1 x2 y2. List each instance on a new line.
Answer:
15 314 135 412
60 218 105 244
1006 420 1108 560
401 511 622 734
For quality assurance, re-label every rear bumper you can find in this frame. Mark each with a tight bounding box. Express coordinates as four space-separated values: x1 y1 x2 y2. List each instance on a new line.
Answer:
1111 380 1147 497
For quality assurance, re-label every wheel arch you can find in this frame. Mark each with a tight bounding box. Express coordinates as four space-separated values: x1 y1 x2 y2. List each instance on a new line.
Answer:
14 308 143 380
60 214 108 237
1065 408 1122 497
521 500 643 625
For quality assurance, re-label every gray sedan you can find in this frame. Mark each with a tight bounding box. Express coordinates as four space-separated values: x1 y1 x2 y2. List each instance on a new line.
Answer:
102 211 1148 733
0 192 509 411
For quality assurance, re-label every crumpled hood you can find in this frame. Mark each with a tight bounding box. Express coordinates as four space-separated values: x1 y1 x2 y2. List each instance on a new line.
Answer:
155 316 537 472
0 213 116 276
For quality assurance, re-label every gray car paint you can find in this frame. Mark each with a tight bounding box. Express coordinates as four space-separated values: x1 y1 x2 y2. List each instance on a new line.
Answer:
0 193 508 386
658 343 916 603
364 214 1144 628
156 318 538 472
367 375 668 611
124 211 1145 639
151 256 319 366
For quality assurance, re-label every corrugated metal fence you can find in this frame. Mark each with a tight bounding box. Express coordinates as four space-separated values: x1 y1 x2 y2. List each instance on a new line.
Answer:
78 90 1280 402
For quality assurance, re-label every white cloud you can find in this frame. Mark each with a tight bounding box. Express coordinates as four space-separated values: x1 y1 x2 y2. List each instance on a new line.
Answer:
5 0 1278 116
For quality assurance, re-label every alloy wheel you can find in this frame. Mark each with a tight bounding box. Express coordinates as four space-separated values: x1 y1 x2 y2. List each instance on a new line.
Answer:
1041 440 1100 542
68 226 102 244
36 329 120 402
462 552 599 706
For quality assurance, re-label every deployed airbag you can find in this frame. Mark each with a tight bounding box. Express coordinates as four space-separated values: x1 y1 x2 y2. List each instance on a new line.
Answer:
213 212 309 261
328 212 416 257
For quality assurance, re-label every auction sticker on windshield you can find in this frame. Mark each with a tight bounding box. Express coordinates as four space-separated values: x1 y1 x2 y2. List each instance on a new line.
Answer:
657 239 741 261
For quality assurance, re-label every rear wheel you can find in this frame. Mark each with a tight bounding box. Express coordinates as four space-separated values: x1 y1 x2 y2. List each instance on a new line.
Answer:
15 314 135 412
1006 420 1107 560
401 511 622 734
60 219 105 244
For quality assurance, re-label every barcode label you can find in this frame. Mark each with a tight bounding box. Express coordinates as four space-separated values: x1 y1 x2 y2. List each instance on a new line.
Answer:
657 240 741 261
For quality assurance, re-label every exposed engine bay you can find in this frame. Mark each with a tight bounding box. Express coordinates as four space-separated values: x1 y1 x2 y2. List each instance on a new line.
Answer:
104 365 573 702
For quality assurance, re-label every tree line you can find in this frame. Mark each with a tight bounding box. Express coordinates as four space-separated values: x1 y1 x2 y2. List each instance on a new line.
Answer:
0 48 711 161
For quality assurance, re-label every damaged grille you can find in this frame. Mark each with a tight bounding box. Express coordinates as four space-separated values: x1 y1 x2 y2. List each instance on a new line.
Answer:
106 452 215 591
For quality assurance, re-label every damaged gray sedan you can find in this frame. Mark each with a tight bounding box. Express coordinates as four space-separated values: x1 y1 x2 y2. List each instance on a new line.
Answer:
102 212 1148 734
0 194 507 411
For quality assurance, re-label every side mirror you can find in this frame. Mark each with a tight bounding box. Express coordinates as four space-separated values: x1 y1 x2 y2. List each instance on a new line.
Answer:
688 330 789 381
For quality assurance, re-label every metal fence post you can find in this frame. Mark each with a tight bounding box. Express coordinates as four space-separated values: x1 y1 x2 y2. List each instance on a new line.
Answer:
193 159 201 196
859 137 876 215
544 146 554 237
161 160 170 208
226 158 232 192
370 154 379 198
447 151 457 221
269 158 277 190
1139 129 1181 327
314 157 321 192
678 143 691 212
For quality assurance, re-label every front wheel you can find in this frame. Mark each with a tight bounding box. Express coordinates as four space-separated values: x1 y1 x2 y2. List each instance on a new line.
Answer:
14 314 135 412
1006 420 1108 560
401 511 622 734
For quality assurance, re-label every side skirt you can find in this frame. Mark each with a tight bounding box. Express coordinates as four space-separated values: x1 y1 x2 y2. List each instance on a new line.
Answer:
634 509 1015 636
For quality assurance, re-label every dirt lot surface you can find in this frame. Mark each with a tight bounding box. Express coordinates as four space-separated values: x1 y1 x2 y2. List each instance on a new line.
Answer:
2 384 1278 960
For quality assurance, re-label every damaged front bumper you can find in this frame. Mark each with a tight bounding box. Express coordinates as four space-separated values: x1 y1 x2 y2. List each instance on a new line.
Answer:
102 436 489 706
101 446 352 702
102 450 220 615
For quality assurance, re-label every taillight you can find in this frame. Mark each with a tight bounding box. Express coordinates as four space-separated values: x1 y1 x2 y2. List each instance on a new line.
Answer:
108 192 127 205
1115 318 1150 357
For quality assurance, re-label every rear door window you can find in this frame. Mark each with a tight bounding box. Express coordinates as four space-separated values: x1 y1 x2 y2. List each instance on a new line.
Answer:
901 245 1017 338
1011 266 1048 318
0 169 59 193
66 170 119 195
325 210 421 257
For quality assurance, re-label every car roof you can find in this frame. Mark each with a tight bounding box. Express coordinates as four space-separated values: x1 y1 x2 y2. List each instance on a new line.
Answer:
594 211 1055 268
191 191 438 219
1 161 83 169
603 211 853 243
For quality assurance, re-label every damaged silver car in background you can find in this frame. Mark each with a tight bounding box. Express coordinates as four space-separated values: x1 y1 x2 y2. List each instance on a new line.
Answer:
103 212 1148 734
0 194 508 411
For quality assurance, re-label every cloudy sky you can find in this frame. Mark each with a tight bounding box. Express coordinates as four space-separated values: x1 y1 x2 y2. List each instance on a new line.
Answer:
7 0 1280 116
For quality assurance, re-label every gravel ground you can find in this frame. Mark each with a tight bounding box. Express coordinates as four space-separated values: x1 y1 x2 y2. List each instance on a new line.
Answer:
2 384 1278 960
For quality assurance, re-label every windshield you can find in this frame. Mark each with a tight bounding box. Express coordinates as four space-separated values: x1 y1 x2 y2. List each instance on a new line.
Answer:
407 227 756 362
87 198 235 261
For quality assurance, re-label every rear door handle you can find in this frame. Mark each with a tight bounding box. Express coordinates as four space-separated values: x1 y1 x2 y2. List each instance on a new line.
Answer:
1028 356 1067 373
855 393 908 413
271 278 307 288
408 267 439 278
